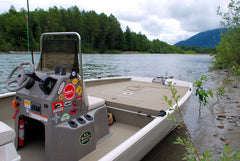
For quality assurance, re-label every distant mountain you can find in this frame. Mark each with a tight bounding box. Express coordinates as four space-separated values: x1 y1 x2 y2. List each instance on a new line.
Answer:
175 28 226 48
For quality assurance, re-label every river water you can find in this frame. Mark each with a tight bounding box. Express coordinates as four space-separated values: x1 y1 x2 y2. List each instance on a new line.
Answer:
0 53 239 160
0 53 210 94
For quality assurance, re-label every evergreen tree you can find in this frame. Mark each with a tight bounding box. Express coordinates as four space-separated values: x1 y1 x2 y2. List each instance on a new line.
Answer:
124 26 132 51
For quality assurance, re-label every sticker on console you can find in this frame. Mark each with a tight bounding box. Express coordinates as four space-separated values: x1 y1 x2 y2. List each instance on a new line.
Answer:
52 101 64 113
61 113 70 122
79 131 92 145
58 82 65 94
52 113 60 124
72 78 78 85
70 108 78 115
64 101 72 107
59 94 64 100
63 83 76 100
24 99 31 108
76 85 82 95
76 96 82 100
72 100 81 107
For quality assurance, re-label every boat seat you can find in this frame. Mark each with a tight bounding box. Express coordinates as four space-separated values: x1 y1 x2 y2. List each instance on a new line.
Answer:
0 122 15 146
0 121 21 161
87 96 105 110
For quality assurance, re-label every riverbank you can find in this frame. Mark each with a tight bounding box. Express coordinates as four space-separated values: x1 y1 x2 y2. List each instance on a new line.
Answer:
199 72 240 158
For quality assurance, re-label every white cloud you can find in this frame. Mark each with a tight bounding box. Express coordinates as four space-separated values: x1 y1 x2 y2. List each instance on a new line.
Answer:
0 0 231 44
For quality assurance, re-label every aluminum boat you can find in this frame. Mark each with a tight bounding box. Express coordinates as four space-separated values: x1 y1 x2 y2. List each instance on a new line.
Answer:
0 32 193 161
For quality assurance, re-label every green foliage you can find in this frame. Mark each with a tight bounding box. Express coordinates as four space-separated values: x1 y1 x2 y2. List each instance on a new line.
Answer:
214 0 240 69
184 50 197 54
148 39 185 54
0 6 124 53
221 145 240 161
216 84 225 100
193 74 213 106
164 82 201 160
174 137 199 161
231 62 240 76
179 45 216 54
215 74 229 101
174 136 240 161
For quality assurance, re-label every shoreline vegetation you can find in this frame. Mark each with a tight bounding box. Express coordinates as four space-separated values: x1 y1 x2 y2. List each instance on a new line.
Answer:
0 6 216 55
1 50 211 55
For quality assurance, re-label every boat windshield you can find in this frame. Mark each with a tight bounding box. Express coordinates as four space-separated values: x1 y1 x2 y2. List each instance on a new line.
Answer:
37 32 81 74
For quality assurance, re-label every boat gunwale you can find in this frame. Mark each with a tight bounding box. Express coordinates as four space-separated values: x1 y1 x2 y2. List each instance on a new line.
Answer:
0 92 16 99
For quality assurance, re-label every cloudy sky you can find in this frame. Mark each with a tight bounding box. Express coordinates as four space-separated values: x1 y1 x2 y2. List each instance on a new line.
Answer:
0 0 230 44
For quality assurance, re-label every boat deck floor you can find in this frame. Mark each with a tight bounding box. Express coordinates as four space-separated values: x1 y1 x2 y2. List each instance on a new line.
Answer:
86 79 189 116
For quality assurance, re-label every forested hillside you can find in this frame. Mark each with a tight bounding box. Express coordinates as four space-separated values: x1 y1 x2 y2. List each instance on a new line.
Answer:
175 28 225 48
0 6 185 53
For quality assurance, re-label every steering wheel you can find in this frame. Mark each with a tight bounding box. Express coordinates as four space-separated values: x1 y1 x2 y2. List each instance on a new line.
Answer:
6 62 35 92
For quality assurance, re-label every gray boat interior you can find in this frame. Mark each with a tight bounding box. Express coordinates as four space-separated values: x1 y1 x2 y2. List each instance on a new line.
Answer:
1 32 190 161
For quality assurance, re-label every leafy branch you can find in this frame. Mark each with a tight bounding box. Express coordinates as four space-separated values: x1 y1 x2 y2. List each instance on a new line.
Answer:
164 78 240 161
164 81 201 161
193 74 213 107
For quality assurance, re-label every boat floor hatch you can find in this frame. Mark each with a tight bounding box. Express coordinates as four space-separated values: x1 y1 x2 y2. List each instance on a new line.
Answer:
86 79 189 116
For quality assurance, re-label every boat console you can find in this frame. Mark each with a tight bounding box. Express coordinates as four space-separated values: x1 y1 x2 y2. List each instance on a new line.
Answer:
6 32 109 161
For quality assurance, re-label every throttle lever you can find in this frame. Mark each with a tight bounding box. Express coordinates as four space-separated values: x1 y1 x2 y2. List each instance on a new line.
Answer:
25 71 42 82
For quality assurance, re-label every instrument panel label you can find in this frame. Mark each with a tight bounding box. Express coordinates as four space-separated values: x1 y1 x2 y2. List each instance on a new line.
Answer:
24 99 31 108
